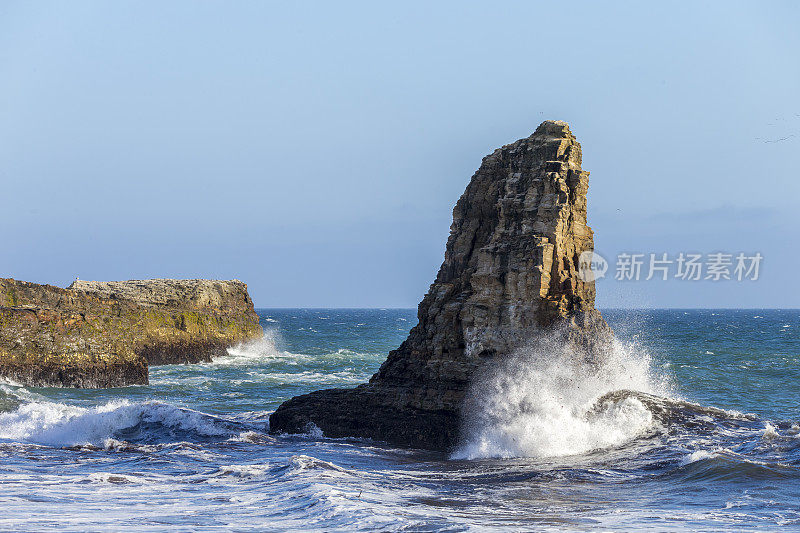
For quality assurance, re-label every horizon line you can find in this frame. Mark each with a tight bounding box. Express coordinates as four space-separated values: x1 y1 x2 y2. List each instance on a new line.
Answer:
254 307 800 311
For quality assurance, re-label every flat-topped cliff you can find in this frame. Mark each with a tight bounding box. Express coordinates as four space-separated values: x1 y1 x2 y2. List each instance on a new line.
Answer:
68 279 254 312
269 120 611 450
0 278 262 388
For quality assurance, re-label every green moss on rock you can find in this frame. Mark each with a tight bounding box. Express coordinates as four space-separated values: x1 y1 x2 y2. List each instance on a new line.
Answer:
0 278 262 388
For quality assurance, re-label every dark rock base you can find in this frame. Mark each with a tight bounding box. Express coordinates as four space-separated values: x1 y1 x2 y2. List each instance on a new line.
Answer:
139 341 230 365
0 359 148 388
268 386 460 452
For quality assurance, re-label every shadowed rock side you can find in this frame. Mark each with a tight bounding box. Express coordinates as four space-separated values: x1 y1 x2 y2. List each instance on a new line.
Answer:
270 120 612 450
0 278 262 388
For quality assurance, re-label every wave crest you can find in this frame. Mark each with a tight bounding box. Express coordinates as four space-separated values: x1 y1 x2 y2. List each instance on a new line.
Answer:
0 399 238 448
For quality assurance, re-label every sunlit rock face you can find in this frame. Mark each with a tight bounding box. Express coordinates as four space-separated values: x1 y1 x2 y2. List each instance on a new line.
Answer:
269 121 610 451
0 278 262 388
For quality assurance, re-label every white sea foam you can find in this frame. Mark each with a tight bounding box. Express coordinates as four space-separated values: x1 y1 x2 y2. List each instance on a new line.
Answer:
288 454 349 473
682 449 718 465
218 333 380 375
763 422 779 440
232 371 365 385
0 400 229 447
452 332 670 460
228 431 274 444
87 472 145 484
207 463 271 481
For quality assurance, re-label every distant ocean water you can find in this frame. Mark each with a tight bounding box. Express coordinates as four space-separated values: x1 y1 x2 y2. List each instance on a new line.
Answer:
1 309 798 531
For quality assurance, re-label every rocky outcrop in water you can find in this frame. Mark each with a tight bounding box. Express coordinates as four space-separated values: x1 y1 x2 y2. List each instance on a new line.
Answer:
270 120 611 450
0 278 262 388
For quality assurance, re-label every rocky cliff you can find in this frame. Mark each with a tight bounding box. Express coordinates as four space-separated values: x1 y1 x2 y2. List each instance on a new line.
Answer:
269 120 611 450
0 278 262 388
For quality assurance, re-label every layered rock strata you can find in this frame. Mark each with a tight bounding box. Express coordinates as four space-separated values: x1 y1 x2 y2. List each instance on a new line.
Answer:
0 278 262 387
269 120 611 450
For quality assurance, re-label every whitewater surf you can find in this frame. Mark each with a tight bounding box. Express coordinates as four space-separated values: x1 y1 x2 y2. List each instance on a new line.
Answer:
0 309 798 531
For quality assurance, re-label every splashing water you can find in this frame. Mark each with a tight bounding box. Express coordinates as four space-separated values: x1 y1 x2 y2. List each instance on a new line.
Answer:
452 332 672 460
218 329 283 365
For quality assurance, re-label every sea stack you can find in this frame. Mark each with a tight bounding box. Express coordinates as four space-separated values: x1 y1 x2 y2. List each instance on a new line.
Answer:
0 278 262 388
270 120 611 450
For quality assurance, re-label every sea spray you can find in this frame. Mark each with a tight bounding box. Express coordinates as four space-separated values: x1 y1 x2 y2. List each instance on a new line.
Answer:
452 331 671 460
220 328 283 364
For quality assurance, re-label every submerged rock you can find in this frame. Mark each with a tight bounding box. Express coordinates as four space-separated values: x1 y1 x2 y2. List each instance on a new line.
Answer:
269 120 611 450
0 278 262 388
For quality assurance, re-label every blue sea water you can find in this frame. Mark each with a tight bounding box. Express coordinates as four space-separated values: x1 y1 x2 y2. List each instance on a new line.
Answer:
0 309 798 531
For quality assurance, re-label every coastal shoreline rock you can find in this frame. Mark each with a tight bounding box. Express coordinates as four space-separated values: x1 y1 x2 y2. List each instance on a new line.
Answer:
269 120 611 450
0 278 262 388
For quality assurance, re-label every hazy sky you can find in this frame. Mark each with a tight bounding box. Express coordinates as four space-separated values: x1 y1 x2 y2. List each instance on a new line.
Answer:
2 1 798 308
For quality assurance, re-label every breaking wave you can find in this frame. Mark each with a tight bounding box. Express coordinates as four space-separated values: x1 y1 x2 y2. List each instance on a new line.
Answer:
0 399 245 448
0 387 24 414
452 332 673 460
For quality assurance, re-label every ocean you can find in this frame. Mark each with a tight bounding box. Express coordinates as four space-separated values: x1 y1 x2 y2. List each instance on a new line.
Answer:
1 309 798 531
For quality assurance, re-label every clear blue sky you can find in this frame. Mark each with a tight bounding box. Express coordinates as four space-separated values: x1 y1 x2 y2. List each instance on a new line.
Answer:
1 1 798 308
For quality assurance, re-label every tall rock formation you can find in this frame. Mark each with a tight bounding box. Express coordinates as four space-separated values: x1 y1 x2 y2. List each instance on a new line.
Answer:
0 278 262 388
270 120 611 450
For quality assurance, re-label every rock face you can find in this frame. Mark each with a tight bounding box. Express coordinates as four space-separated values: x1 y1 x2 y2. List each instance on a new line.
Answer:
0 278 262 388
269 120 611 450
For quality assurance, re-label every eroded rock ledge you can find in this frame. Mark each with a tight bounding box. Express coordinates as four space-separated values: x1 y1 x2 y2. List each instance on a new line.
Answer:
269 120 611 450
0 278 262 388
